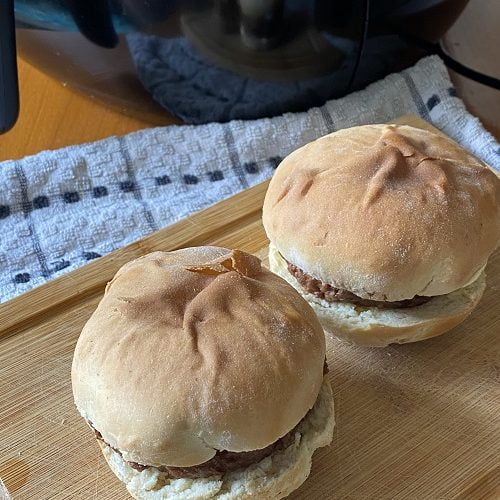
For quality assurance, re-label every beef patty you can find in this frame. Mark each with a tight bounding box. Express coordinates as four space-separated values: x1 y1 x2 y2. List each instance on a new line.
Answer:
92 424 295 478
90 362 328 479
286 260 432 309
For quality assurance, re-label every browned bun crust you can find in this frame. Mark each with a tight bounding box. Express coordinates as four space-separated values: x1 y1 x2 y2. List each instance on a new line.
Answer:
263 124 500 302
72 247 326 468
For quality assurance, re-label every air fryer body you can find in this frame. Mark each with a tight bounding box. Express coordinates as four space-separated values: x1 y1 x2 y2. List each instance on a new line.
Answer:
13 0 468 124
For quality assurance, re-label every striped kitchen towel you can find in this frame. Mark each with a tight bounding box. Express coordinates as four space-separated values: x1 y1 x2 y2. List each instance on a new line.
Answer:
0 55 498 302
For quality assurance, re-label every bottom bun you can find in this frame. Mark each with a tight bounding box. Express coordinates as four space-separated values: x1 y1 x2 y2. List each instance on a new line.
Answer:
99 378 334 500
269 243 486 347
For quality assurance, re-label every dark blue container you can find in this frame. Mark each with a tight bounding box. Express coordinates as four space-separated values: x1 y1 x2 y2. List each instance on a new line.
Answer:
9 0 468 125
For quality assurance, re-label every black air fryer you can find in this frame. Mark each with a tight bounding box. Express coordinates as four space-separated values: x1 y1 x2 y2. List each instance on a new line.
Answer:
0 0 472 133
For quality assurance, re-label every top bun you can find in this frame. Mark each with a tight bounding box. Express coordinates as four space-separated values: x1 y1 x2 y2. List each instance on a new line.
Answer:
263 124 500 301
72 247 325 468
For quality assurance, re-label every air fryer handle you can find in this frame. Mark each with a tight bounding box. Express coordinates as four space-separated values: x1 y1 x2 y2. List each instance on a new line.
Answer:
0 0 19 133
68 0 119 48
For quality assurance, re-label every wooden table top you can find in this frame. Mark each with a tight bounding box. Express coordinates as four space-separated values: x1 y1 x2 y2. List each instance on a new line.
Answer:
0 0 498 163
0 58 159 162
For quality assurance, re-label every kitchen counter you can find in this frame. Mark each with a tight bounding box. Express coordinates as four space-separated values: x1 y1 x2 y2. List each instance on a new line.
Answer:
0 0 498 163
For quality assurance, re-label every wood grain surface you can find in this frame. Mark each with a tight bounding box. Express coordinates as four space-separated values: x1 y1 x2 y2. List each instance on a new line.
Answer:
0 116 499 499
0 58 175 162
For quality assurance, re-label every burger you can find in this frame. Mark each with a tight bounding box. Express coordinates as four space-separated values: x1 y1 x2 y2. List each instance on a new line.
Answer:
262 124 500 347
72 247 334 499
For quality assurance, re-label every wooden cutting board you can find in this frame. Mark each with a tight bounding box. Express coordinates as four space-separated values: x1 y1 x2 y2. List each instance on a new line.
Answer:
0 116 499 500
